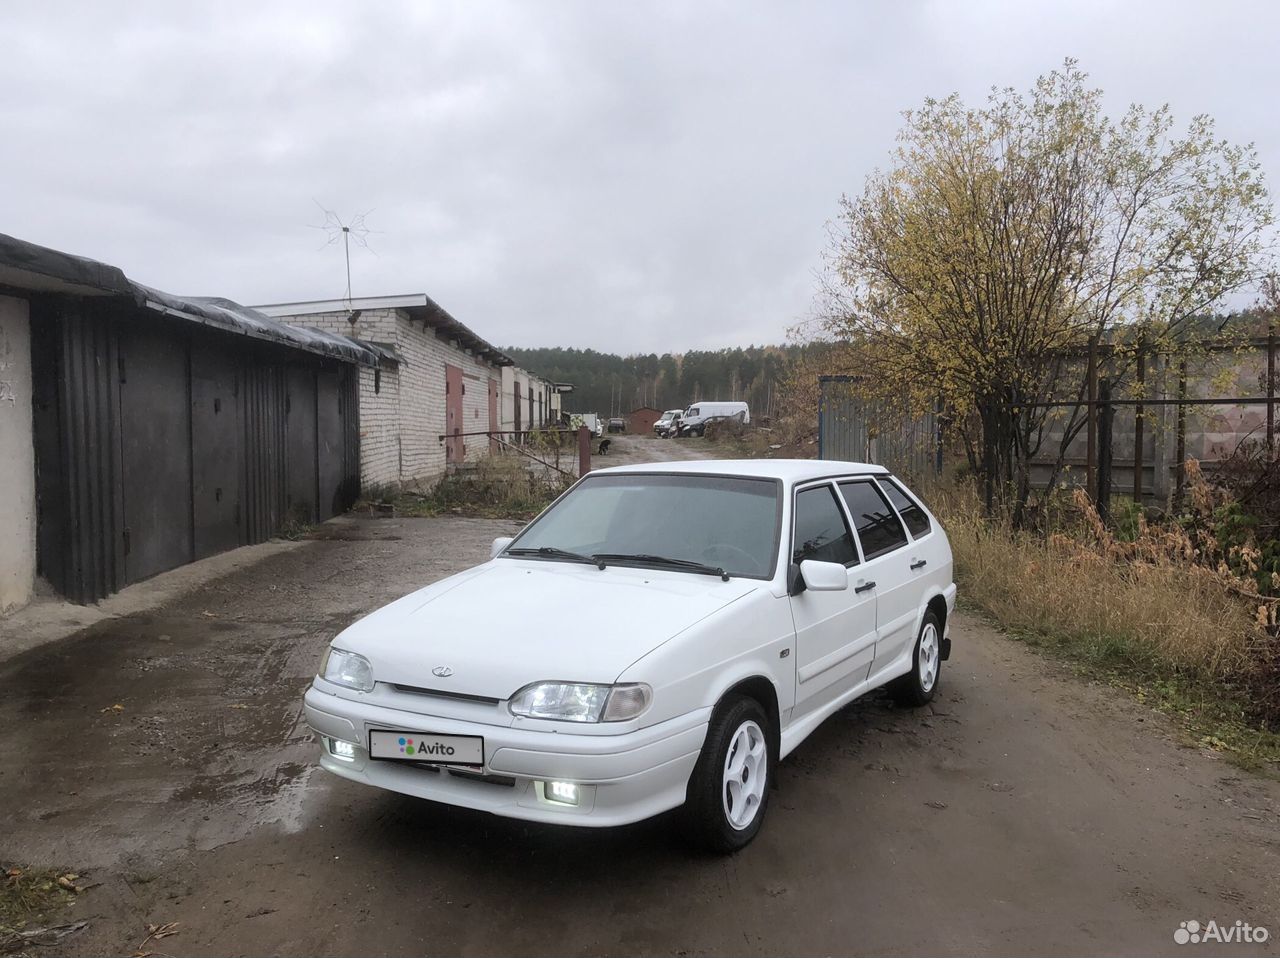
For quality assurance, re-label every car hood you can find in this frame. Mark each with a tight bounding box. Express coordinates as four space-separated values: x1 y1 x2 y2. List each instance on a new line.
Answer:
333 560 758 700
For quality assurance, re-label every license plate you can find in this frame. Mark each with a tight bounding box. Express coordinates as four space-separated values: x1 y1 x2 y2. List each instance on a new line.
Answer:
368 729 484 766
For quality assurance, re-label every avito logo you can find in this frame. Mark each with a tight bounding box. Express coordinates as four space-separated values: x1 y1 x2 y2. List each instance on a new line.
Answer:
1174 920 1270 945
397 737 456 757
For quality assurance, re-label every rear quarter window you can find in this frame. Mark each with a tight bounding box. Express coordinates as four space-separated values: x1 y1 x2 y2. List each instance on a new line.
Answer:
837 480 909 559
880 478 932 539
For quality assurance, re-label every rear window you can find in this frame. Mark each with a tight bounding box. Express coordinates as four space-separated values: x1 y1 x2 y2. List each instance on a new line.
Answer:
837 480 909 559
792 485 858 567
880 477 932 539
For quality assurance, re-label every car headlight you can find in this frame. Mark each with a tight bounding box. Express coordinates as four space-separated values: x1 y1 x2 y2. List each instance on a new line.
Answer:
320 647 374 692
509 682 652 723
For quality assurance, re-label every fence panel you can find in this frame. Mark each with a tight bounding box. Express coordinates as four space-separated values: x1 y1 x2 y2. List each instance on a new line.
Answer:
818 377 941 481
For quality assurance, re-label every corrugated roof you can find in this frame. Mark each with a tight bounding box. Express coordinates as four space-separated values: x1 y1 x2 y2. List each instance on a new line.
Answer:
0 232 381 366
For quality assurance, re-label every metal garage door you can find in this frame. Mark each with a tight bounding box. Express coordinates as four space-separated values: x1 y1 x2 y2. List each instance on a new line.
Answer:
191 344 244 559
286 367 318 524
316 368 345 519
118 324 193 583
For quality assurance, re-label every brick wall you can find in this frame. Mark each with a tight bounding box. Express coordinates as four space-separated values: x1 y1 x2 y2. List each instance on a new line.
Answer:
272 307 503 490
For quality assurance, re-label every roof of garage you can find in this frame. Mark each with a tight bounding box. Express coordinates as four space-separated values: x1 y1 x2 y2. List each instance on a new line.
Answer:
253 293 514 367
0 232 381 367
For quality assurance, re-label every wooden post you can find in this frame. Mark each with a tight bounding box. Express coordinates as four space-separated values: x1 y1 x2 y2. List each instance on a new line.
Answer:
983 401 995 516
1174 359 1187 508
577 426 591 477
1097 378 1113 521
1086 336 1098 497
1133 341 1145 504
1268 321 1275 460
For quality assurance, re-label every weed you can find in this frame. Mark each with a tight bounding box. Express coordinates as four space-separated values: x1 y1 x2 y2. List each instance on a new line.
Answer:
0 865 81 938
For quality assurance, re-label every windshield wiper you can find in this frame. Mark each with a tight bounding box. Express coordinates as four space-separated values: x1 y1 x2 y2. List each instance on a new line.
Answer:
591 553 730 581
505 546 605 568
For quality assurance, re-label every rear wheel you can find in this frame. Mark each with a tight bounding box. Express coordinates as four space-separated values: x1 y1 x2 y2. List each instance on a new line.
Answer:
681 695 772 853
890 609 942 706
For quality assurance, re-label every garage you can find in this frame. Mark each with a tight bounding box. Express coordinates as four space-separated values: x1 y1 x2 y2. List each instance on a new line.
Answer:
2 232 379 607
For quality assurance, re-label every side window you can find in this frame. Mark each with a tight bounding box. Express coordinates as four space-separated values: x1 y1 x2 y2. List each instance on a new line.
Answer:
880 477 932 539
838 480 909 560
792 485 859 567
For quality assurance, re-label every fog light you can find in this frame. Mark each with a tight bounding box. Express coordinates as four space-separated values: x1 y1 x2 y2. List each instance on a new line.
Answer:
538 780 581 806
327 738 357 761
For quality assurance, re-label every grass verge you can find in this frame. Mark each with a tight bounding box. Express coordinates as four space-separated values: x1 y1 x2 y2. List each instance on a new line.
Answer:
941 494 1280 775
961 602 1280 774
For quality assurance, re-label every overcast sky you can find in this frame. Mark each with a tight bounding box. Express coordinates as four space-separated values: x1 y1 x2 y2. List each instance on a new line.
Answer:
2 1 1277 353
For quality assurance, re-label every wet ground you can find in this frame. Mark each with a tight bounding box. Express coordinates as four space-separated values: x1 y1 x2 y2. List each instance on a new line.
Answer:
2 438 1278 956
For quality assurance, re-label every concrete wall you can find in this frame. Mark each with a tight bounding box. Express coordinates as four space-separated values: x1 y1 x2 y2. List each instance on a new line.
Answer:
0 295 35 613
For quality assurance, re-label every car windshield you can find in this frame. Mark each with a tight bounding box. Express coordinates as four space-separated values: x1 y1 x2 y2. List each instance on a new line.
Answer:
506 473 781 579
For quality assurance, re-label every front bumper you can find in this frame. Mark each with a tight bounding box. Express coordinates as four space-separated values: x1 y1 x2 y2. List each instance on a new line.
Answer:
304 685 708 827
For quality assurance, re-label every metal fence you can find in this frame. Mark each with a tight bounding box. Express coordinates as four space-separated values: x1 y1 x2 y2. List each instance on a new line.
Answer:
817 376 942 481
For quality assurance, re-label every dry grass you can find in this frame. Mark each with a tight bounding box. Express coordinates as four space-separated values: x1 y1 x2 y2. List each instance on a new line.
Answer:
386 455 573 520
1 865 81 939
946 503 1258 679
933 482 1280 771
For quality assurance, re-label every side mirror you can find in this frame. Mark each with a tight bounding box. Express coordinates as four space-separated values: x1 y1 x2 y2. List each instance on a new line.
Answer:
490 536 514 559
798 559 848 592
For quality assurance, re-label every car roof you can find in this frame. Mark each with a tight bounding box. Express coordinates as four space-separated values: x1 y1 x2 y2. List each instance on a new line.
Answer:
590 458 890 483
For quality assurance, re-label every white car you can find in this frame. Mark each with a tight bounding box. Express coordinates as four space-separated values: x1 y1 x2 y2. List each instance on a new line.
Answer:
305 460 955 851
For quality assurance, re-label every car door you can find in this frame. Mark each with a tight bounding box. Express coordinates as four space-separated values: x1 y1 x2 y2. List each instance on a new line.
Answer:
836 479 916 684
787 482 878 718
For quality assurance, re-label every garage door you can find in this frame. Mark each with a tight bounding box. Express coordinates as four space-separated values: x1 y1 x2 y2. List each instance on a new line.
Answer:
118 325 193 583
191 345 244 559
286 368 318 524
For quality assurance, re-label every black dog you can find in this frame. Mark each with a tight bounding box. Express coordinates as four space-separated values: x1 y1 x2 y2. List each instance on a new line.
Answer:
597 438 612 455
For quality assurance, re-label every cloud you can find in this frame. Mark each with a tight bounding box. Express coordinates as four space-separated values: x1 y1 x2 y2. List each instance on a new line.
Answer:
1 0 1276 353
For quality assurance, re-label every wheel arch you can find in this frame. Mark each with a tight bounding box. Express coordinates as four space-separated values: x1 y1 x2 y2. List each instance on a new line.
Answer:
926 592 948 635
719 675 781 782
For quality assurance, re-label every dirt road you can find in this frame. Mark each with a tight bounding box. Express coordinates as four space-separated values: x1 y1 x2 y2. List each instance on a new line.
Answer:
2 448 1278 956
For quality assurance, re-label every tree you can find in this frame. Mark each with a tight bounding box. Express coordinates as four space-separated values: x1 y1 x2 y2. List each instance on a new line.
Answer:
824 60 1273 521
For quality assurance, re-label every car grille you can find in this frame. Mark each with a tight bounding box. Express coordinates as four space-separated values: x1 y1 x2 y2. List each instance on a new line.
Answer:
405 763 516 788
392 683 503 706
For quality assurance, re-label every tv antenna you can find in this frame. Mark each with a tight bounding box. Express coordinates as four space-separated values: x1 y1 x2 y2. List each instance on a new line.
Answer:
312 202 376 309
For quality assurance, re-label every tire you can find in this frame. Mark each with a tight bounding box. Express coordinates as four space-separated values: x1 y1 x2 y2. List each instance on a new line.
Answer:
891 608 942 707
680 695 772 853
695 425 706 437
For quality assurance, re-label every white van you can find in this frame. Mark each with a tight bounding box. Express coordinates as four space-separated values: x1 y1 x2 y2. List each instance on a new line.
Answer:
653 409 685 437
571 413 604 437
678 401 750 436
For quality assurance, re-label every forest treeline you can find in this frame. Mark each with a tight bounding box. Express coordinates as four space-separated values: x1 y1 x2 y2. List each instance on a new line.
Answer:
505 344 817 419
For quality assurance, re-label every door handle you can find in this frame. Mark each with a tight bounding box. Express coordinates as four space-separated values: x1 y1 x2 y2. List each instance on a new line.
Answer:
911 559 927 570
854 581 876 594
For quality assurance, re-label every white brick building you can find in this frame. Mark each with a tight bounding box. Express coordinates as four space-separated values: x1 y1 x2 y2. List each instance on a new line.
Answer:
257 294 557 491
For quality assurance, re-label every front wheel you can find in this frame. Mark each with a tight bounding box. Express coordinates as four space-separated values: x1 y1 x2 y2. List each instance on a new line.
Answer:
681 695 772 853
891 609 942 706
